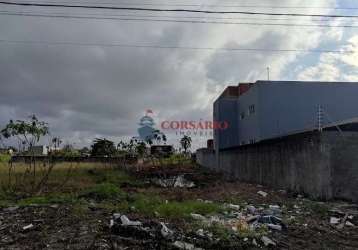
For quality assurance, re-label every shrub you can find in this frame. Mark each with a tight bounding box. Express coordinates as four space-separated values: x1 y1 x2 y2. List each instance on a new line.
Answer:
17 194 76 206
79 183 123 201
0 154 10 163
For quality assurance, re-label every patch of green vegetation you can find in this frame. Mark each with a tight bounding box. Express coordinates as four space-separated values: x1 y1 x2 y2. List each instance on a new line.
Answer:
160 154 192 165
0 192 12 207
17 193 76 206
157 200 222 218
307 202 330 218
72 202 90 218
0 154 11 163
129 193 162 215
90 169 145 188
207 223 232 241
79 182 124 201
128 194 222 218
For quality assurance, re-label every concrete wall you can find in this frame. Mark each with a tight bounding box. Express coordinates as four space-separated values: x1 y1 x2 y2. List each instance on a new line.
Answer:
196 148 216 170
197 131 358 202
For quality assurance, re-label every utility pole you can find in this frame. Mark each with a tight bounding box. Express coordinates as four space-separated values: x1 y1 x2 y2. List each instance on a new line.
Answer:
267 67 270 81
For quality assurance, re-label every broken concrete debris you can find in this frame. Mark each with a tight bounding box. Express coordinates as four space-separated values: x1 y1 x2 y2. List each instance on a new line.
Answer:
119 215 142 226
261 236 276 246
173 241 203 250
190 213 206 221
246 205 256 214
152 175 195 188
4 206 19 212
225 203 240 211
257 191 268 197
160 222 174 239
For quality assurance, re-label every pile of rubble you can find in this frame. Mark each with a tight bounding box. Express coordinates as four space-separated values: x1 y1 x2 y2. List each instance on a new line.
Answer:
109 213 203 249
109 201 287 249
190 202 286 247
151 175 195 188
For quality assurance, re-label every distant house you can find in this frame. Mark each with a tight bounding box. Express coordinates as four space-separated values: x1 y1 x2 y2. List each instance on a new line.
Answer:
0 148 8 154
28 145 48 156
150 145 174 157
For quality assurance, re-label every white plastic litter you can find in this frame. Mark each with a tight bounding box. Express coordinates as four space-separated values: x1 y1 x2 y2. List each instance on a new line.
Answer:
246 205 256 214
257 191 268 197
227 204 240 211
160 222 173 238
120 215 142 226
23 224 34 230
191 213 206 221
261 236 276 246
174 175 195 188
330 217 340 225
173 241 195 250
267 224 282 231
346 221 355 227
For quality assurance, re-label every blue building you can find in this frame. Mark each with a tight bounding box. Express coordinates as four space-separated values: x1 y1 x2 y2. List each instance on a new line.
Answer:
214 81 358 150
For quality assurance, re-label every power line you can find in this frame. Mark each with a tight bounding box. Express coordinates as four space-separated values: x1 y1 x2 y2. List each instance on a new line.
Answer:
0 39 354 54
1 1 358 18
9 0 358 10
1 11 357 28
0 10 346 22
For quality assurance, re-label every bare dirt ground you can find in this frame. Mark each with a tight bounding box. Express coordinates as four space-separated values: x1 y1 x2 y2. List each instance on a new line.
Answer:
1 163 357 250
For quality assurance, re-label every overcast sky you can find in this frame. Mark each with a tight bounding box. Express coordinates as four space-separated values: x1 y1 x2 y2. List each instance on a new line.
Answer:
1 0 358 149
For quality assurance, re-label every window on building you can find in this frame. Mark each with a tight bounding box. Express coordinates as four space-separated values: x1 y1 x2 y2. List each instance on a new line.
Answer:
249 104 255 114
240 112 245 120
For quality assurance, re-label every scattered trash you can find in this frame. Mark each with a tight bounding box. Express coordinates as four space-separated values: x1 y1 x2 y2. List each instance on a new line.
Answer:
246 205 256 214
22 224 34 231
4 206 19 212
252 238 258 246
191 213 206 221
261 236 276 246
120 215 142 226
346 221 355 227
258 215 282 225
152 175 195 188
174 175 195 188
160 222 174 239
336 214 349 229
173 241 202 250
196 229 213 239
267 224 282 231
330 217 340 225
226 204 240 211
257 191 268 197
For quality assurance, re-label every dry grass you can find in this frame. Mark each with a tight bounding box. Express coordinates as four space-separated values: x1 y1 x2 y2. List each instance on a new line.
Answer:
0 161 121 195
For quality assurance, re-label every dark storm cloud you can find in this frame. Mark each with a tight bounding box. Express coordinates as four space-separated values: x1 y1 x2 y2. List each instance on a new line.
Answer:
0 0 341 148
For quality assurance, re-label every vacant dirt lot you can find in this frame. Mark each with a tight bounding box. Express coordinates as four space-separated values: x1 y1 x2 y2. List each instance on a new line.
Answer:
0 162 357 249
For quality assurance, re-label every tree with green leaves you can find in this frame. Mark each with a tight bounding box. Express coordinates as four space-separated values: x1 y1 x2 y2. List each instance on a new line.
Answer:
1 115 49 152
0 115 52 194
91 138 117 157
180 135 192 154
